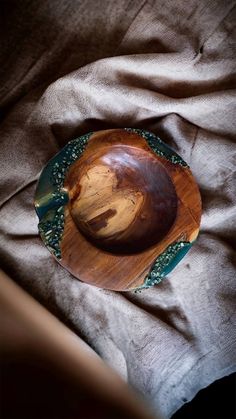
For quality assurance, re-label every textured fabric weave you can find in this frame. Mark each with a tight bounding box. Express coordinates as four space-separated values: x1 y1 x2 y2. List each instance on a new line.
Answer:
0 1 236 417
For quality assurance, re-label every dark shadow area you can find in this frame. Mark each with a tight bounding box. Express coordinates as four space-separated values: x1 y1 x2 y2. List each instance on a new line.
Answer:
0 350 137 419
172 373 236 419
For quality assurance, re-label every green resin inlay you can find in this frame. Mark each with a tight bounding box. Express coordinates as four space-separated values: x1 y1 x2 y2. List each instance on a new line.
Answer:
51 132 92 189
38 206 65 259
36 132 92 259
125 128 189 168
136 241 192 291
36 189 69 220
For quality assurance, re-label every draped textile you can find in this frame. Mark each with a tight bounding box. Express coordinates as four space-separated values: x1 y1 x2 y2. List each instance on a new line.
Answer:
0 1 236 417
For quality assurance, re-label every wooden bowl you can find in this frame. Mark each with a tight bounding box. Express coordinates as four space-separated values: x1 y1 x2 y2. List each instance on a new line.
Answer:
35 129 201 291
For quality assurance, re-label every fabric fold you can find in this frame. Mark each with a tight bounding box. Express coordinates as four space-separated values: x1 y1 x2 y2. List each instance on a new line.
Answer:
0 1 235 417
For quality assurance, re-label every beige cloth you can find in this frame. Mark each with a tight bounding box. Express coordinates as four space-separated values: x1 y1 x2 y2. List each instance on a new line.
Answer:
0 1 236 417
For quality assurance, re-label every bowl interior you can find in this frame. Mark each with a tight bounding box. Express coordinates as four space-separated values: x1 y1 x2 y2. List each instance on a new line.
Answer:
65 144 178 254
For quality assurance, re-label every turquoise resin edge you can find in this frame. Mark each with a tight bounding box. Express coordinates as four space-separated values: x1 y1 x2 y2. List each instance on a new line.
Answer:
35 132 92 259
135 241 192 291
124 128 189 168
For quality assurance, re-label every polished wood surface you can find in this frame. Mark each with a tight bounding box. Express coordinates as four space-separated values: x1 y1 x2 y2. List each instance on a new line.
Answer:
60 129 201 290
66 143 177 253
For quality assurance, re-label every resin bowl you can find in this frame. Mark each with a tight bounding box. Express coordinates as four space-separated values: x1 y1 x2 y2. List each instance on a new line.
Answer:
34 129 201 291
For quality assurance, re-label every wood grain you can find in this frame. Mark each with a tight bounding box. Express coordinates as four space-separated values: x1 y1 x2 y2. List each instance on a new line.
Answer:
60 129 201 291
66 143 177 253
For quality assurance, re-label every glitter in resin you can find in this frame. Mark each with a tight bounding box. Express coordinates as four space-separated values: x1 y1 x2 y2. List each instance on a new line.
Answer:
125 128 189 168
37 132 92 259
136 241 191 291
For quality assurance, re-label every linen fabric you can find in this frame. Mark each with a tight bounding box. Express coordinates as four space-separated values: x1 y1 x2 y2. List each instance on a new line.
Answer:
0 1 236 417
